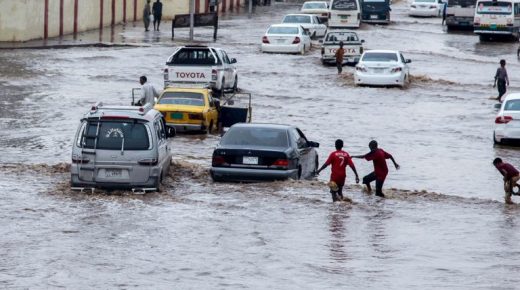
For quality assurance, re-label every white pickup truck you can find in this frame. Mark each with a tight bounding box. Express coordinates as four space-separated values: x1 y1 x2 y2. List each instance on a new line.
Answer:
164 45 238 96
320 30 364 65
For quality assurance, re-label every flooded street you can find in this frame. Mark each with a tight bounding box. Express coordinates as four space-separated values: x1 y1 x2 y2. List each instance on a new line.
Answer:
3 1 520 288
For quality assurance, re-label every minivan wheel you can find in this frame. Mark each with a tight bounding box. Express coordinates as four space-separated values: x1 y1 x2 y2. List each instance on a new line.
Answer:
154 173 163 192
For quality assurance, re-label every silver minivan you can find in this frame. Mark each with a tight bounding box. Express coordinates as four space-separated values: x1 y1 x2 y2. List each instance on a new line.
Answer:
70 102 174 191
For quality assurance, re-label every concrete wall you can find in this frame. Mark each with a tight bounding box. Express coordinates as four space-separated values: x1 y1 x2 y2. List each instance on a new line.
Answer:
0 0 245 42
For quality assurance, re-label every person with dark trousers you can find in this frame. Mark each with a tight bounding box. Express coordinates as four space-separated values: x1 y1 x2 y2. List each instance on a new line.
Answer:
353 140 399 198
152 0 163 31
335 41 345 74
493 158 520 204
494 59 509 102
317 139 359 202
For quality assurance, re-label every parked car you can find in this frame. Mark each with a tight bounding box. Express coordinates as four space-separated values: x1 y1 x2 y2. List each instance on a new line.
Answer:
210 123 320 182
71 103 174 191
163 45 238 97
154 87 219 133
409 0 446 17
281 14 327 38
300 1 330 21
494 93 520 144
321 30 364 64
354 50 411 87
261 24 312 54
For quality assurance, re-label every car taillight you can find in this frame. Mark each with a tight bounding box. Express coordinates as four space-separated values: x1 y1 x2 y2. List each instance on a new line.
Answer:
292 37 300 44
138 158 158 166
322 13 328 16
391 67 402 73
357 13 360 20
211 69 218 81
163 68 169 81
262 36 270 44
356 66 367 72
496 116 513 124
271 159 289 169
212 155 227 166
72 155 89 164
507 18 513 26
189 113 203 120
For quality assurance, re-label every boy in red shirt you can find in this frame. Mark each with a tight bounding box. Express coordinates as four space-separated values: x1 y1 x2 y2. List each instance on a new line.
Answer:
317 139 359 202
353 140 399 198
493 158 520 204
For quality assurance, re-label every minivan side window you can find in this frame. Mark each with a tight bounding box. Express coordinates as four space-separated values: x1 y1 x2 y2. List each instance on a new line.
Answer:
155 119 166 141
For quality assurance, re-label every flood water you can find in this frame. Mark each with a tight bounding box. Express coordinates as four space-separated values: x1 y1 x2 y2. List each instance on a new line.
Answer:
2 1 520 288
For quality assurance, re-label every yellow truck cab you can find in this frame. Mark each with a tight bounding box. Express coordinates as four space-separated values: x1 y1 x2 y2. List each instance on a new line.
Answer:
154 87 219 133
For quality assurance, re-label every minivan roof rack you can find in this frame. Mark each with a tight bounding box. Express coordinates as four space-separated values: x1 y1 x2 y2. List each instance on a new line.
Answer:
90 102 153 116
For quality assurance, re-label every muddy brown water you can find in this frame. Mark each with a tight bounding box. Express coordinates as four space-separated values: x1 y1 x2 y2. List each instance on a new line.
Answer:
2 2 520 289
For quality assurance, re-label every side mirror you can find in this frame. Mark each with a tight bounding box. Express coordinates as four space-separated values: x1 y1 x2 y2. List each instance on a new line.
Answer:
230 58 237 64
405 59 412 63
308 141 320 148
167 127 176 138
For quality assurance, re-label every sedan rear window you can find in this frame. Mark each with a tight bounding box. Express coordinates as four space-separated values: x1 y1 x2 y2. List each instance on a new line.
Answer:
326 32 359 42
158 92 205 106
283 15 312 23
81 121 150 150
168 48 220 65
362 52 398 62
268 26 299 34
221 127 289 148
504 99 520 111
303 2 327 8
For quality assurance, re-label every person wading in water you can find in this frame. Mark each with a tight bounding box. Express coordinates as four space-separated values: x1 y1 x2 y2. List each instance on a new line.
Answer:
494 59 509 102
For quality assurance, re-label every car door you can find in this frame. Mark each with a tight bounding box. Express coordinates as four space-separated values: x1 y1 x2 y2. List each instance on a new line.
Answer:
293 128 312 178
215 49 229 89
313 16 325 36
301 27 312 50
400 53 409 76
221 50 235 89
154 117 169 175
207 94 219 129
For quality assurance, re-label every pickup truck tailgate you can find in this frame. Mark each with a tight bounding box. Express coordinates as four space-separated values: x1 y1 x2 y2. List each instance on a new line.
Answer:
165 66 214 84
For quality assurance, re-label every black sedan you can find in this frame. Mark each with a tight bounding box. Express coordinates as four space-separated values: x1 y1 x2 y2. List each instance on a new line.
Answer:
210 123 319 182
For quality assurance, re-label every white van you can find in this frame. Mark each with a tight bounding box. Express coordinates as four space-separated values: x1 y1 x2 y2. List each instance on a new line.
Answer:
474 0 520 40
328 0 361 28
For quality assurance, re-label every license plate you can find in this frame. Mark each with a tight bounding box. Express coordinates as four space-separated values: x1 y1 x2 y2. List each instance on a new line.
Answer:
490 24 497 29
105 169 122 178
341 15 348 19
243 156 258 165
371 15 378 19
171 112 183 119
277 39 286 43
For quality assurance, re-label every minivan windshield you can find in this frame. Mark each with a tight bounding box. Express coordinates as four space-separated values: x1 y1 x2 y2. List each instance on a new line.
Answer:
283 15 312 23
362 52 398 62
158 92 205 106
331 0 358 10
82 120 150 150
221 127 289 148
476 1 512 14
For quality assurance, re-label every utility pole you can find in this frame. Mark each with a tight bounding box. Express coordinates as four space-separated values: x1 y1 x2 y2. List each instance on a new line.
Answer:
248 0 252 18
189 0 195 41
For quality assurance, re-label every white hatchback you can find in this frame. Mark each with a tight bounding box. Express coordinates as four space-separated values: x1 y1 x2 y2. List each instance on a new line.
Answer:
261 24 312 54
354 50 411 87
409 0 445 17
494 93 520 144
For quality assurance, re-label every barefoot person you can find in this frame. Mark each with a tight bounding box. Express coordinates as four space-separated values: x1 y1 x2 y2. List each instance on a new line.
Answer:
353 140 399 198
335 41 345 75
317 139 359 202
494 59 509 102
493 158 520 204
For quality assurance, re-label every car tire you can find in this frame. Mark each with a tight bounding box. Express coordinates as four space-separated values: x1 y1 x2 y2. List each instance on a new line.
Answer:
154 173 163 192
312 31 316 39
494 132 500 145
232 76 238 93
210 171 222 182
208 120 214 134
300 46 305 55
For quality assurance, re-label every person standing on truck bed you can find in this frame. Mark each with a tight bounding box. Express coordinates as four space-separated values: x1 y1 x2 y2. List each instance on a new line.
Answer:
335 41 345 75
143 0 152 32
139 76 159 106
494 59 509 103
152 0 163 31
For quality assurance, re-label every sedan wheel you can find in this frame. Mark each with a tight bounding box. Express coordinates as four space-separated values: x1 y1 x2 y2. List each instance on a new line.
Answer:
300 45 305 55
494 132 500 145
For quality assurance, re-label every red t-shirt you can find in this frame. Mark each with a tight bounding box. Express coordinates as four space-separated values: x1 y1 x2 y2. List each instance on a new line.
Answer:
496 163 520 179
364 148 392 181
324 150 354 186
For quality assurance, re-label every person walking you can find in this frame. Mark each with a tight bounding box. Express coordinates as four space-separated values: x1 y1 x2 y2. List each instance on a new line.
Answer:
152 0 163 31
493 158 520 204
335 41 345 74
143 0 152 32
353 140 399 198
138 76 159 106
493 59 509 102
317 139 360 202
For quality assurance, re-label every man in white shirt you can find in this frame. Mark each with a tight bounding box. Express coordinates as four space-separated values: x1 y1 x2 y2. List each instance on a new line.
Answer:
139 75 159 106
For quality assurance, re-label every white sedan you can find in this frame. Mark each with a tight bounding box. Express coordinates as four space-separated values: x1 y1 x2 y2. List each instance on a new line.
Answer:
261 24 312 54
409 0 446 17
494 93 520 145
300 1 329 21
281 14 327 39
354 50 411 87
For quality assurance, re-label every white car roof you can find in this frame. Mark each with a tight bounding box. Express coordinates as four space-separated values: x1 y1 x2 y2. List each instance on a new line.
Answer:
284 13 314 17
504 93 520 101
363 50 400 54
327 29 358 34
269 23 303 28
303 1 328 4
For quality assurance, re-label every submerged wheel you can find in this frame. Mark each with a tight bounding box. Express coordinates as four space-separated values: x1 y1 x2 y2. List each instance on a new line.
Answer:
300 45 305 55
154 172 163 192
232 76 238 93
494 132 500 145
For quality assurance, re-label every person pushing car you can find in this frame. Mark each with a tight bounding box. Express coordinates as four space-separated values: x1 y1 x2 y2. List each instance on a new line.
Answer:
317 139 359 202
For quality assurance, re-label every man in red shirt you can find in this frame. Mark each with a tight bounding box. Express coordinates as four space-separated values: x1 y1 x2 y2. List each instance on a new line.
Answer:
493 158 520 204
353 140 399 198
317 139 359 202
